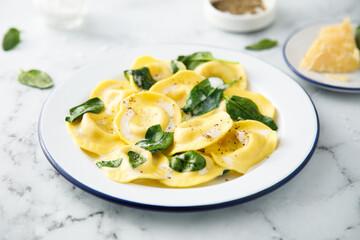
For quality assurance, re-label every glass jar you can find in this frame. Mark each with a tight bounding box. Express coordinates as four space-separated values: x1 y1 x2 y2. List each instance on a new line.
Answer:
34 0 88 29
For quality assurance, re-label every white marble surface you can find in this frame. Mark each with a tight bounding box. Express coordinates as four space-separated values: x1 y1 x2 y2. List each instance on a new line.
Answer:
1 0 360 239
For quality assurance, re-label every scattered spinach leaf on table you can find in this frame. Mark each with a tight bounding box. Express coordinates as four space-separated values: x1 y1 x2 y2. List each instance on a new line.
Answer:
18 69 54 89
2 28 20 51
245 39 277 51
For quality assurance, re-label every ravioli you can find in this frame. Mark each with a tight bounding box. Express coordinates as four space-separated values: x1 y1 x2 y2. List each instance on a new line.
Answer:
149 70 204 108
194 61 247 89
90 79 137 114
96 145 167 183
168 111 233 155
66 79 136 155
205 120 277 173
66 52 280 188
131 55 173 81
223 88 276 118
67 113 125 155
157 152 224 187
114 92 182 144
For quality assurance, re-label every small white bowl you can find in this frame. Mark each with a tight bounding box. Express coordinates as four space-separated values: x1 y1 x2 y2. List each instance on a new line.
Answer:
204 0 276 33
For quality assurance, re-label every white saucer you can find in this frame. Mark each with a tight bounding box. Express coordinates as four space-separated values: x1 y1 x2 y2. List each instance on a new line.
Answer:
283 21 360 93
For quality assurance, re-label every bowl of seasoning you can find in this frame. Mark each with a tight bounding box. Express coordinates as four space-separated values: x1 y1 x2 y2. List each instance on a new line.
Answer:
204 0 276 33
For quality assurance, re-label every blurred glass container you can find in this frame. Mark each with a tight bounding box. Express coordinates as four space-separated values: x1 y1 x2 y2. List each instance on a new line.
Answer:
34 0 88 29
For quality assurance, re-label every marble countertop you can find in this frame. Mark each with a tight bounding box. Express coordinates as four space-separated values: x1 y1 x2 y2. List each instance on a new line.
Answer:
1 0 360 239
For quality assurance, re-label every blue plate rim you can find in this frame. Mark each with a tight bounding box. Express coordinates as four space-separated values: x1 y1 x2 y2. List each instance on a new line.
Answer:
283 22 360 92
38 43 320 212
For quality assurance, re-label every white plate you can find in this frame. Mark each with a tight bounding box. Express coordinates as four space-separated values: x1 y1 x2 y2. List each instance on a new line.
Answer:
283 21 360 93
39 44 319 211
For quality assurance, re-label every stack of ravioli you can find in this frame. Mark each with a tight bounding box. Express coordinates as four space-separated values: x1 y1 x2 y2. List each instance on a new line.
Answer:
67 54 278 187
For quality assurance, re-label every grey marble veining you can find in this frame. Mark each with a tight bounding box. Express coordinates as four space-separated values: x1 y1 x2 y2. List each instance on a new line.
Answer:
1 0 360 239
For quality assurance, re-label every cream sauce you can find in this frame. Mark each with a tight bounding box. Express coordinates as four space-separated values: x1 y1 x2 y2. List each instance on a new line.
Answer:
156 100 176 131
120 108 137 141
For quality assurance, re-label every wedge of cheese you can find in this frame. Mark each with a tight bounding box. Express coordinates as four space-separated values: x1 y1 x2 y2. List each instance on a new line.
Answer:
320 18 356 52
301 18 359 73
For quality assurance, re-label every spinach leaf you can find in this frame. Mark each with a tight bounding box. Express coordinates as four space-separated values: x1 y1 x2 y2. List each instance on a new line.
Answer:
177 51 238 70
225 95 278 130
182 77 229 116
96 158 122 168
221 169 230 176
135 124 173 153
2 28 20 51
18 69 54 89
245 39 277 51
168 151 206 172
170 60 186 73
128 151 147 169
182 115 187 122
65 97 105 123
124 67 156 90
356 26 360 50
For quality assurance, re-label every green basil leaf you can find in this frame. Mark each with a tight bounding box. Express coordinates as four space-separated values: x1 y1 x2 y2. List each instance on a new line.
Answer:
18 69 54 89
221 169 230 176
168 151 206 172
177 51 238 70
123 67 156 90
65 97 105 123
135 124 173 153
2 28 20 51
356 26 360 50
96 158 122 168
245 39 277 51
128 151 147 169
182 77 229 116
177 52 212 70
170 60 186 73
182 115 187 122
225 95 278 130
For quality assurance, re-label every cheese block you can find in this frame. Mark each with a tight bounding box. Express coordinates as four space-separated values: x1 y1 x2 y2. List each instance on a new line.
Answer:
301 18 359 73
320 17 356 52
325 74 349 82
